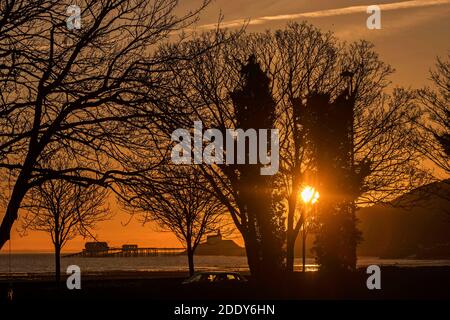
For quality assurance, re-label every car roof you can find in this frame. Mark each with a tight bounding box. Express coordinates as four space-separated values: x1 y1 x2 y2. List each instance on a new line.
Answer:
194 271 241 275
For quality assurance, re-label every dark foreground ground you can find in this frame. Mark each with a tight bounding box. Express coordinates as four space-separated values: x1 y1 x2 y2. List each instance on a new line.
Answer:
1 266 449 303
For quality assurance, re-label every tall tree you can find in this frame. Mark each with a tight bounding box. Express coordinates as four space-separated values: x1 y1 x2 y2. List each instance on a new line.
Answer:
20 176 109 284
153 23 425 274
229 55 285 276
0 0 211 249
305 90 363 272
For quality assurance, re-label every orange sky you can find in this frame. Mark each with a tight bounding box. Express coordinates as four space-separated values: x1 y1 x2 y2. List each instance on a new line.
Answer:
3 0 450 252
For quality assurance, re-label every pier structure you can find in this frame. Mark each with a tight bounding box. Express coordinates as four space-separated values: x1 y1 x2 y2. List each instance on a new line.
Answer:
64 242 184 258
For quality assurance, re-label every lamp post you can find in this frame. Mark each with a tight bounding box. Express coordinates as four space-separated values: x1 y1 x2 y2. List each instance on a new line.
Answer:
300 186 319 272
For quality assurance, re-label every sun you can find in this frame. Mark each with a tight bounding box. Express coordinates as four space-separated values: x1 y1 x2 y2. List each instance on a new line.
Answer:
301 186 320 204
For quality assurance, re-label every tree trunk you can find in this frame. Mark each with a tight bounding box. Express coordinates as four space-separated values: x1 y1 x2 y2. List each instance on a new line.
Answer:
0 176 29 248
257 203 284 276
243 234 261 277
55 244 61 286
286 232 295 273
302 228 306 272
241 208 264 278
286 194 296 273
0 120 46 249
242 205 285 278
186 244 195 276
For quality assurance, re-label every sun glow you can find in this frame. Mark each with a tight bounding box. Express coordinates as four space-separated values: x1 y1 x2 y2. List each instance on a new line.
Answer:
301 186 320 204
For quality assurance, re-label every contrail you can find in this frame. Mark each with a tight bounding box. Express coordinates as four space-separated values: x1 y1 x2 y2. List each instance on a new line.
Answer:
198 0 450 30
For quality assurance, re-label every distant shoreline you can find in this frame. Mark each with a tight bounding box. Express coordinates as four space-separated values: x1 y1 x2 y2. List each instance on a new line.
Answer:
2 252 450 259
0 270 193 282
1 260 450 281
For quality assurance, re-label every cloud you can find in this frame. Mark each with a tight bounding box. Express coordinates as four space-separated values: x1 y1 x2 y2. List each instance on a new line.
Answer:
197 0 450 30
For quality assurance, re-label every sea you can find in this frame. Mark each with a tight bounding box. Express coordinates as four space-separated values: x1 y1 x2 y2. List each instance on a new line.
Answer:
1 254 450 278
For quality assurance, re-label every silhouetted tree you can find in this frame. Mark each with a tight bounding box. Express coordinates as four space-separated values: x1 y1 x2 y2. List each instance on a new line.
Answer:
120 166 226 276
303 90 363 271
274 24 340 272
20 173 109 284
229 55 285 276
153 23 426 275
415 55 449 174
281 39 426 271
0 0 211 249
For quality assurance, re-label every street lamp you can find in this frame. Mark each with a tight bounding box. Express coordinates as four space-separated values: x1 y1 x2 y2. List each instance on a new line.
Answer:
300 186 319 272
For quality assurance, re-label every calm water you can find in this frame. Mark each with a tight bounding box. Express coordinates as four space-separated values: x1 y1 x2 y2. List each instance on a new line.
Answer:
1 254 449 277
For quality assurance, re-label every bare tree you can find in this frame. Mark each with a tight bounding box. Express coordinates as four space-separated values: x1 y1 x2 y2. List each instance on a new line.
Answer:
0 0 212 249
20 175 110 284
120 166 227 276
415 54 449 174
154 23 426 274
276 33 425 270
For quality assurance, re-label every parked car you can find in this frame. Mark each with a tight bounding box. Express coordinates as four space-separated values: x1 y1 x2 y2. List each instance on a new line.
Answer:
182 271 247 285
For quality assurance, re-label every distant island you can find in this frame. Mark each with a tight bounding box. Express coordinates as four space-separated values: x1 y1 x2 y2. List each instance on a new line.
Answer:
193 231 246 256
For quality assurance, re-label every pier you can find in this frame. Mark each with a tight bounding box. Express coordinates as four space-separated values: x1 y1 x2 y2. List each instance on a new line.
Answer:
63 242 184 258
